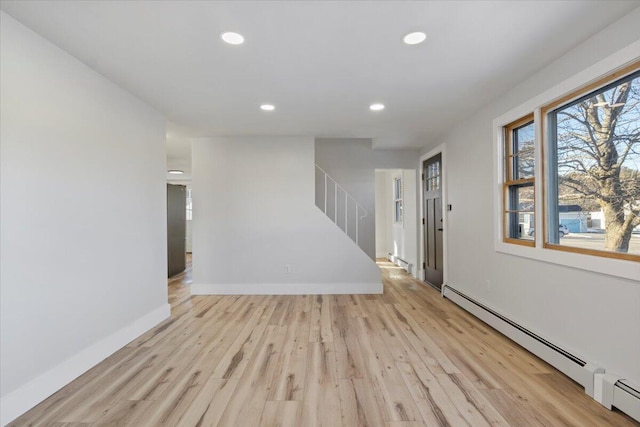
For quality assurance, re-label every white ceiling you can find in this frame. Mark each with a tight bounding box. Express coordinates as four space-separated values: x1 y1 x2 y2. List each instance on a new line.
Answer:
2 0 638 177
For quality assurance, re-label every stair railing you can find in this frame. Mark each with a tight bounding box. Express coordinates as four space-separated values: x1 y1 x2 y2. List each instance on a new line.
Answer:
315 164 368 248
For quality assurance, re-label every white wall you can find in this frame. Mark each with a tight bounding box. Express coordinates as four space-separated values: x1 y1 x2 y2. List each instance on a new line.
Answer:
186 218 193 253
191 136 381 294
375 170 389 258
372 149 419 170
402 169 417 272
0 12 169 424
420 9 640 385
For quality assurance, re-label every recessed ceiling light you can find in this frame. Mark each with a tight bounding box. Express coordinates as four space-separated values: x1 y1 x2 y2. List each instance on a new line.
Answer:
221 32 244 45
403 32 427 45
260 104 275 111
369 103 385 111
168 170 184 175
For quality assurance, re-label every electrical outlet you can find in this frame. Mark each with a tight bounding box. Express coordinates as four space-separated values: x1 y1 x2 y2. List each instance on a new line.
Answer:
284 264 292 274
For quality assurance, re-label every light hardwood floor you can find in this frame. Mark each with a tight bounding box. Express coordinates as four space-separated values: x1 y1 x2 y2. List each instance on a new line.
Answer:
10 256 638 426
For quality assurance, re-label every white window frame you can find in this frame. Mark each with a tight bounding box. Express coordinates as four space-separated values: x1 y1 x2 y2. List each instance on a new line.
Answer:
492 41 640 281
393 175 403 224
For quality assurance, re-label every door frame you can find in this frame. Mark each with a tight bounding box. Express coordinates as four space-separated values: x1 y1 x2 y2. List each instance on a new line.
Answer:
419 144 448 295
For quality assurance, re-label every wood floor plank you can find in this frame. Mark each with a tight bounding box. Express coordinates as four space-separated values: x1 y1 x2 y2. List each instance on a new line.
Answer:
433 372 509 427
338 378 386 427
396 360 470 426
386 422 426 427
331 296 367 379
120 298 255 405
344 294 369 318
173 377 238 427
480 388 558 427
266 307 310 401
308 295 334 343
91 399 155 426
268 297 294 327
216 324 288 426
259 401 302 427
446 348 504 390
443 373 511 426
354 316 424 423
300 341 343 427
210 296 279 379
387 301 462 375
363 297 419 364
9 256 639 427
379 302 447 375
49 423 93 427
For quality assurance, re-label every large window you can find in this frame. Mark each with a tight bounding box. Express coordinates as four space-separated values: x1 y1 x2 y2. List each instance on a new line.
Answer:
495 58 639 277
544 65 639 260
503 114 535 245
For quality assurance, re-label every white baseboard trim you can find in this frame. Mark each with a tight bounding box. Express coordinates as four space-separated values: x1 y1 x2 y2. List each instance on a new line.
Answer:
613 381 640 422
386 254 416 276
0 303 170 427
191 282 383 295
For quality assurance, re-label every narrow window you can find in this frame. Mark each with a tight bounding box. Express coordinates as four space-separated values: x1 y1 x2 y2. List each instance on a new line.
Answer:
394 176 403 223
544 64 640 260
503 114 535 245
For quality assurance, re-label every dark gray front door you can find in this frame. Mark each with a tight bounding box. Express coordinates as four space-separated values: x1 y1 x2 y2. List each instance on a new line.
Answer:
423 154 443 289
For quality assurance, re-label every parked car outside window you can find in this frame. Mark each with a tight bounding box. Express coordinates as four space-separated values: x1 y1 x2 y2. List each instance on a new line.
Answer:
527 224 569 237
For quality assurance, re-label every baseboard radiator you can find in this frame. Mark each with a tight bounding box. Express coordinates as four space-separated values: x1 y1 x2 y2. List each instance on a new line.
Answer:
443 285 640 423
387 253 413 274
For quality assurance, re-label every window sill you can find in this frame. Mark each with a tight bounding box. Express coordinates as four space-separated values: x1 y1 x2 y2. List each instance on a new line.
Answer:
544 242 640 263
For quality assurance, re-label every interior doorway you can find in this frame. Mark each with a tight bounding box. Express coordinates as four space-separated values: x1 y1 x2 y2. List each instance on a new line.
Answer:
167 184 187 277
422 153 444 290
374 169 417 275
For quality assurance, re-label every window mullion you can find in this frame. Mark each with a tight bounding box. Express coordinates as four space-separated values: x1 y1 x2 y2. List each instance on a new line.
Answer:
533 108 544 248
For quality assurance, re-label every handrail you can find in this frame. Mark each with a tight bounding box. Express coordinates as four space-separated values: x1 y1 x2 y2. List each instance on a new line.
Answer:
315 165 368 218
315 164 368 247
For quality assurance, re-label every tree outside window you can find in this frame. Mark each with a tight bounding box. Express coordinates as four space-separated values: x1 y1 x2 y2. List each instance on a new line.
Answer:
547 68 639 257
